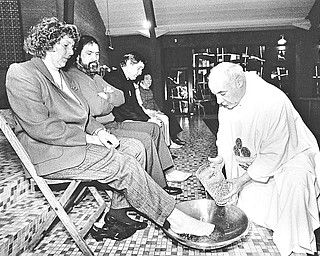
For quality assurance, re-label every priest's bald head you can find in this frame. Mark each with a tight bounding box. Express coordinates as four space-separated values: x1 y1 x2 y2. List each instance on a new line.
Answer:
208 62 246 109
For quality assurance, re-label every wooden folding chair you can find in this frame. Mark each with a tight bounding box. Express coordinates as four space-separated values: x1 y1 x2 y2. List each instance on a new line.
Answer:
0 110 107 256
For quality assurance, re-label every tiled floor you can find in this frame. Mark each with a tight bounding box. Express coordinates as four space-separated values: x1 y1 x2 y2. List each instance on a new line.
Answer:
7 114 282 255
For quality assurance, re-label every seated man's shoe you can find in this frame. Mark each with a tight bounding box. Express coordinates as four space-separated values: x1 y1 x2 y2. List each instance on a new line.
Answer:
163 186 182 195
166 169 192 182
172 137 186 145
169 141 183 149
90 223 136 241
105 214 148 230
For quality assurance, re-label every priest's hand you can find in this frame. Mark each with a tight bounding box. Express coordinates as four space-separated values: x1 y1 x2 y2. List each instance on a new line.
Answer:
148 117 163 127
208 155 224 167
222 172 251 202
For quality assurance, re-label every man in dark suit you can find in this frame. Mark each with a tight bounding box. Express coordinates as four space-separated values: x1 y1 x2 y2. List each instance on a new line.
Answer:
104 52 192 183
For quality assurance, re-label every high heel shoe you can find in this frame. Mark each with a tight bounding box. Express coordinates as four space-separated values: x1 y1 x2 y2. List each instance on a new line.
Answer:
90 223 136 241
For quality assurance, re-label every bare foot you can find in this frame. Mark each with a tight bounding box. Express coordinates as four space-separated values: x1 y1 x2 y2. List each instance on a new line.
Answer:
166 208 215 236
179 225 224 242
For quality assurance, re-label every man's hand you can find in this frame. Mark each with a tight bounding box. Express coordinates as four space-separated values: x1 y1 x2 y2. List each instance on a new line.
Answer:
97 92 109 100
96 129 119 149
97 86 114 100
86 134 103 146
208 155 223 166
148 117 163 127
221 172 251 202
103 86 114 93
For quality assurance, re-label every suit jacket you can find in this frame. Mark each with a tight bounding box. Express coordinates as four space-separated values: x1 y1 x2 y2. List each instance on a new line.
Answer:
66 67 124 125
6 58 103 176
103 67 150 122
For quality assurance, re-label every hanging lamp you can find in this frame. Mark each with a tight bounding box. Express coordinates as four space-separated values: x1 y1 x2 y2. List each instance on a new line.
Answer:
106 0 114 50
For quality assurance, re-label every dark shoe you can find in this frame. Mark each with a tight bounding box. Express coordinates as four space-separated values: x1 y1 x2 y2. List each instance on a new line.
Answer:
164 186 182 195
90 223 136 241
172 154 178 160
105 214 148 230
172 138 186 145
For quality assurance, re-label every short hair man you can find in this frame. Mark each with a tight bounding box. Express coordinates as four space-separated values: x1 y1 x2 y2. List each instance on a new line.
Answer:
208 62 320 256
103 51 192 182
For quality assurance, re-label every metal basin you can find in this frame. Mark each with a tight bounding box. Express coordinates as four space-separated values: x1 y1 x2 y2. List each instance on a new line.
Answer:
163 199 250 250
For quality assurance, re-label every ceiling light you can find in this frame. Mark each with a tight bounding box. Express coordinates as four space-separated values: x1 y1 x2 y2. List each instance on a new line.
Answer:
278 35 287 45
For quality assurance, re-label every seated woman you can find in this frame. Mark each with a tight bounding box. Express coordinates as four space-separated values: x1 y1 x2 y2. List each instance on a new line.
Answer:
135 71 186 149
6 17 222 242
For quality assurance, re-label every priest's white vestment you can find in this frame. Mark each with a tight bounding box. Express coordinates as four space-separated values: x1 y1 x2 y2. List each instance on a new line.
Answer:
216 72 320 255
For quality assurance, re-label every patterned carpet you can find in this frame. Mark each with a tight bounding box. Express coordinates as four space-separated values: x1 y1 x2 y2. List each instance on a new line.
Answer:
13 115 284 256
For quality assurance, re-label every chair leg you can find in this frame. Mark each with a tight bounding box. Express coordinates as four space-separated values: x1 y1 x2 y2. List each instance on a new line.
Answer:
28 180 82 250
33 177 94 255
79 186 106 237
27 179 102 256
74 185 88 206
28 181 80 247
28 183 107 253
0 115 95 255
